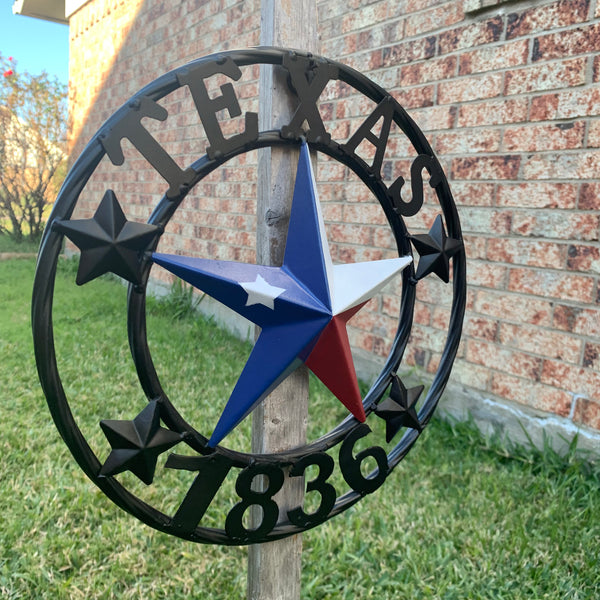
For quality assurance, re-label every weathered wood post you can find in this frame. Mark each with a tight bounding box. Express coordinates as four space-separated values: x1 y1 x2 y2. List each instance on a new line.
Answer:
248 1 319 599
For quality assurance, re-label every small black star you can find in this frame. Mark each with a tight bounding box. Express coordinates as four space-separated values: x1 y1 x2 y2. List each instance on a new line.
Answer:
98 401 183 485
54 189 161 286
409 214 462 283
375 376 423 443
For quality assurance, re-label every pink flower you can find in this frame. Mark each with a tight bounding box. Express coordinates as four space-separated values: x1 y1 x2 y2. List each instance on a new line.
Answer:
8 56 13 61
3 69 14 77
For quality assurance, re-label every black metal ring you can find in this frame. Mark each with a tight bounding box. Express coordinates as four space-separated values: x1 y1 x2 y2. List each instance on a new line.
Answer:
32 47 466 545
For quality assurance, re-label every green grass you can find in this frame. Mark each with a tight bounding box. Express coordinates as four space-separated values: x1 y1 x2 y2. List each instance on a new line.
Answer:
1 257 599 599
0 233 40 254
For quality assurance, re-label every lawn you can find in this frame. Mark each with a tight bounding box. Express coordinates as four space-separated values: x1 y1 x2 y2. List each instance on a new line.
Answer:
1 255 599 599
0 234 40 254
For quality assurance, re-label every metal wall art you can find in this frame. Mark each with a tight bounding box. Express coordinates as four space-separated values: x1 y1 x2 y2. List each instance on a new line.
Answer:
32 48 466 545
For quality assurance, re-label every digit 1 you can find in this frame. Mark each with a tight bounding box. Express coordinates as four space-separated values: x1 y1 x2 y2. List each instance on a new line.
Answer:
165 453 235 534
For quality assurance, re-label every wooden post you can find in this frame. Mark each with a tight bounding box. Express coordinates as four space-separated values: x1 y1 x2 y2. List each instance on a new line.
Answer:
248 2 318 599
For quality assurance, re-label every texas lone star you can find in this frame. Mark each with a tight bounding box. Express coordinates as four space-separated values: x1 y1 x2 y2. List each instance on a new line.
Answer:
152 143 412 446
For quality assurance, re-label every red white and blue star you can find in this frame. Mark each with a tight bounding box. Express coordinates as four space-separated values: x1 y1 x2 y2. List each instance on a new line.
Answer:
153 143 412 447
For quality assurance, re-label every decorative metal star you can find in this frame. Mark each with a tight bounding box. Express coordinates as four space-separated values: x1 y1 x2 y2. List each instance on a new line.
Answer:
98 400 183 485
374 376 423 443
153 143 413 447
54 189 161 286
409 214 462 283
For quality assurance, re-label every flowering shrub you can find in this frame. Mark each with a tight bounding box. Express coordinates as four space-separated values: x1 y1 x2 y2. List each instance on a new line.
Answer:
0 54 67 241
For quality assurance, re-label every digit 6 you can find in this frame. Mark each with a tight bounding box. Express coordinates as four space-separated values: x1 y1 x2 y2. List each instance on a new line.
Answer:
339 424 388 494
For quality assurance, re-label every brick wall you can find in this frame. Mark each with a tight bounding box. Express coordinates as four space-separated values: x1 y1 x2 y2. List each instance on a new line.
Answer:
66 0 600 438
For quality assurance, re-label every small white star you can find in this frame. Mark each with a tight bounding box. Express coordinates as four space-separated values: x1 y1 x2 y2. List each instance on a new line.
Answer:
240 274 286 310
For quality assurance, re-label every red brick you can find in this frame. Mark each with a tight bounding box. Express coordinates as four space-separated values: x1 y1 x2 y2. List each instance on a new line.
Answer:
583 342 600 369
342 2 389 32
463 234 487 259
522 151 600 181
432 304 450 329
373 335 393 358
496 183 578 210
459 40 529 76
411 105 457 131
487 238 566 269
458 207 512 235
511 211 599 242
491 373 572 416
464 316 499 341
449 182 495 207
591 52 600 81
579 183 600 210
414 276 453 307
439 72 503 104
567 245 600 274
318 1 347 22
467 339 543 380
542 360 600 401
404 1 464 37
452 155 520 180
451 359 491 390
528 385 573 417
381 293 401 318
403 346 431 370
489 372 534 405
317 160 347 182
438 17 503 54
530 88 600 121
503 121 585 152
505 58 586 96
555 306 600 337
573 397 600 429
435 129 501 155
347 327 375 353
553 304 581 333
347 50 385 73
401 56 457 86
409 324 447 354
321 202 343 222
382 37 436 66
337 245 387 263
457 98 528 128
508 267 596 303
506 0 590 39
499 323 582 364
533 23 600 62
404 303 432 330
469 261 507 289
328 223 374 245
343 203 388 225
585 113 600 144
392 85 435 109
475 290 553 326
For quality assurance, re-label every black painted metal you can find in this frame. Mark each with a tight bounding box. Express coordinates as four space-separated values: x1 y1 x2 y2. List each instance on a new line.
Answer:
32 47 466 545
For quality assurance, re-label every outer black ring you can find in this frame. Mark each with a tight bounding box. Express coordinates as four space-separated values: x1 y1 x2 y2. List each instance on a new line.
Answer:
32 47 466 545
